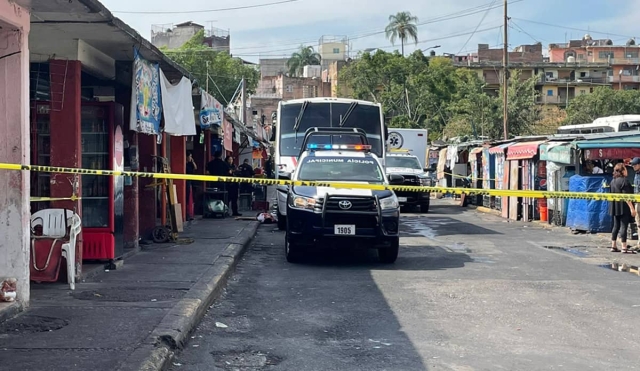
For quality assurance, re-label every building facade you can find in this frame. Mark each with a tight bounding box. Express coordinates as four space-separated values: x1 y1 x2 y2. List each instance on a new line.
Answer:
151 21 230 52
453 43 612 106
548 35 640 90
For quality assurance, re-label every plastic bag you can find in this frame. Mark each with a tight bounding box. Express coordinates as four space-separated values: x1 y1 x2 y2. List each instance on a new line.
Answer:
0 278 17 302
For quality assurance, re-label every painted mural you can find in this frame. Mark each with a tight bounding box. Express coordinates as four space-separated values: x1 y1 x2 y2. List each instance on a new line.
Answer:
130 49 162 135
200 91 223 129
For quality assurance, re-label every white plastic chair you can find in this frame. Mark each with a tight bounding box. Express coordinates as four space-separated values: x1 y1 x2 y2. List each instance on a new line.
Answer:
30 209 82 290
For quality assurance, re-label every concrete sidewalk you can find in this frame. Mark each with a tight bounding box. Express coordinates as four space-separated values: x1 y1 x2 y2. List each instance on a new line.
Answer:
0 217 259 371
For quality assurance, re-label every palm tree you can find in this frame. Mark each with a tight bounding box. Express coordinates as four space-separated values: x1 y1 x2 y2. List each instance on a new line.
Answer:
385 11 419 56
286 45 321 77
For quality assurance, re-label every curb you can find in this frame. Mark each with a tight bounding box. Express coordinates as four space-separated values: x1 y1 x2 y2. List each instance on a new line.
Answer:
115 221 261 371
0 301 23 323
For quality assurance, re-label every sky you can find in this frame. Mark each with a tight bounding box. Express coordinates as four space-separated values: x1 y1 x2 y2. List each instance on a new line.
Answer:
101 0 640 63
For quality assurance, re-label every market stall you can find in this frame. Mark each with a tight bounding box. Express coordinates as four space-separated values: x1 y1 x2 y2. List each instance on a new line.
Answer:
539 142 576 226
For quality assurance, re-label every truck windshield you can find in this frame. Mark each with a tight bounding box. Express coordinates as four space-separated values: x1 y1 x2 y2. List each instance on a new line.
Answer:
386 156 422 170
297 157 384 183
279 102 382 157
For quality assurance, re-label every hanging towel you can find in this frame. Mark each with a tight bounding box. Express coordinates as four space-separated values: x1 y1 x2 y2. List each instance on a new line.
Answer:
159 69 196 136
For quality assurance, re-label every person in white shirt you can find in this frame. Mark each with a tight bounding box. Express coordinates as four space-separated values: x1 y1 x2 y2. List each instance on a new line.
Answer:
586 161 603 174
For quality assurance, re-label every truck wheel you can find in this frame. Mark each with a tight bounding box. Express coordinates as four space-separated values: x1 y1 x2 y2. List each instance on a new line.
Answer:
378 238 399 264
285 231 301 263
277 211 287 230
420 202 430 213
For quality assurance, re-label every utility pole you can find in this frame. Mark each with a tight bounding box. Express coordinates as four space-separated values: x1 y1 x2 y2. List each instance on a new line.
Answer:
240 77 247 124
502 0 509 140
206 61 209 93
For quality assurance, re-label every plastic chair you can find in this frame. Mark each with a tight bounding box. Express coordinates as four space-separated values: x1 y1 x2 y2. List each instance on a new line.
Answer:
30 209 81 290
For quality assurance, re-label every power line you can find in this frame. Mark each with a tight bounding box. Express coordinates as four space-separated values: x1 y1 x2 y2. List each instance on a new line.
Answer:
228 0 524 53
511 18 639 40
509 20 543 43
457 0 498 54
163 23 502 58
113 0 299 14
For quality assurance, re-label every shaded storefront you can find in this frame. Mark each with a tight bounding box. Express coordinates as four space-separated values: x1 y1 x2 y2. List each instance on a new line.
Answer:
505 141 545 221
539 142 575 226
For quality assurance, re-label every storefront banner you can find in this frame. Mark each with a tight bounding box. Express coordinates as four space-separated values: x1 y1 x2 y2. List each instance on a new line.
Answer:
129 48 162 136
583 148 640 160
223 119 233 152
200 91 223 129
159 69 196 136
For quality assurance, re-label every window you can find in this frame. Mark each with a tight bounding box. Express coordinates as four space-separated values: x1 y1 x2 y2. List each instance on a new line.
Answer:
599 51 614 59
386 156 422 170
333 48 340 54
547 90 553 96
580 72 587 77
297 157 384 183
577 54 585 60
285 85 293 93
545 72 554 78
626 51 639 58
580 89 586 95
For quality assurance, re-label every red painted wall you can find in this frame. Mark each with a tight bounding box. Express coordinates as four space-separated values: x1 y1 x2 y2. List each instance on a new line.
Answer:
49 59 83 262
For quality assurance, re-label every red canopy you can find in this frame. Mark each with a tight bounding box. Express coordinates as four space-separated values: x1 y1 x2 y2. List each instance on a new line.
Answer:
506 141 545 160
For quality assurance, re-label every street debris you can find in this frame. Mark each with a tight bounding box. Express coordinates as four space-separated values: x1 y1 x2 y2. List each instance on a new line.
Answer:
215 322 228 328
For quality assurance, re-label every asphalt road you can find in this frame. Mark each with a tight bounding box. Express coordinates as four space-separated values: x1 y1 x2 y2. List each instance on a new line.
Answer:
170 200 640 371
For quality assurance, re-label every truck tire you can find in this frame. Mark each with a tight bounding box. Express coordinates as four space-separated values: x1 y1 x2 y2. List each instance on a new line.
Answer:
277 211 287 230
420 201 430 213
378 238 399 264
285 231 301 263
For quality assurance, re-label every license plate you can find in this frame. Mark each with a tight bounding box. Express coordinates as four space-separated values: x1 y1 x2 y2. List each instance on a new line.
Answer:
397 197 407 202
334 225 355 235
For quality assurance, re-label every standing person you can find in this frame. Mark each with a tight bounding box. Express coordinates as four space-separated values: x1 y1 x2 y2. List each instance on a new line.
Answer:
238 159 254 194
225 156 241 217
185 151 197 221
631 157 640 250
586 161 604 174
206 151 229 191
609 163 637 253
265 155 273 178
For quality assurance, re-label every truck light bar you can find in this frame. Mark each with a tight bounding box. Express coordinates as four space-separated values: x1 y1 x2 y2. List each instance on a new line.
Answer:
307 144 372 150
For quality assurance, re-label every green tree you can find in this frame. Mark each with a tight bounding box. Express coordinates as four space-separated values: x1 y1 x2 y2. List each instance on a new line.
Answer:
286 45 321 77
498 69 541 138
162 30 259 104
565 87 640 124
385 11 419 56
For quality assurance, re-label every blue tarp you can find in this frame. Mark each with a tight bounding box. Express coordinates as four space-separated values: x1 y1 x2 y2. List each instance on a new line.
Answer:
565 174 612 233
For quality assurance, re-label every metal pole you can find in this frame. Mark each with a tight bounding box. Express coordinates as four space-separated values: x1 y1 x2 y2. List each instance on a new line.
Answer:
241 77 247 124
502 0 509 140
206 61 209 93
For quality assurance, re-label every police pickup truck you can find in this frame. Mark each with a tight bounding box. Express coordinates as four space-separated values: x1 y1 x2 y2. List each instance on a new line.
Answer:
385 151 431 213
285 143 404 264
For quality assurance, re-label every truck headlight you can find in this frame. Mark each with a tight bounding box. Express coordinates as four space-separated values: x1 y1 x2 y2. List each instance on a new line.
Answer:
379 195 399 210
289 195 316 210
420 177 431 186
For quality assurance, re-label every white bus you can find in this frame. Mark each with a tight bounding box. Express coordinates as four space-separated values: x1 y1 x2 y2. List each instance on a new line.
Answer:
273 97 387 229
557 115 640 134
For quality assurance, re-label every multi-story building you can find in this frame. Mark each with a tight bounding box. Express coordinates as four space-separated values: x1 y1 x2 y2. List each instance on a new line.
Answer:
151 21 230 51
548 35 640 90
248 73 332 130
318 35 348 71
259 58 289 78
453 43 612 106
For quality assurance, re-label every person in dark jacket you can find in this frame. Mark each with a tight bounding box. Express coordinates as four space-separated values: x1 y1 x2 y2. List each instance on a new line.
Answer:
226 156 241 216
185 151 197 221
609 162 637 253
238 159 254 194
265 156 273 178
206 151 228 191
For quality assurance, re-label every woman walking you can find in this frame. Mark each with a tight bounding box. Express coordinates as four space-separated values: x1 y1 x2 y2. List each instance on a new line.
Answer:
609 163 637 253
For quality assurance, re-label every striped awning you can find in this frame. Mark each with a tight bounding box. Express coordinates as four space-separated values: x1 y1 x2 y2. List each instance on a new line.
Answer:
488 142 514 155
506 140 546 160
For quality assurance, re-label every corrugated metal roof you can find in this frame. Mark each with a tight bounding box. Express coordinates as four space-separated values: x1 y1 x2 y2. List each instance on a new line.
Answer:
574 135 640 149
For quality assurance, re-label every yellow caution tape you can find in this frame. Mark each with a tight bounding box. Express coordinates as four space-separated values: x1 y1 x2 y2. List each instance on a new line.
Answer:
2 162 640 202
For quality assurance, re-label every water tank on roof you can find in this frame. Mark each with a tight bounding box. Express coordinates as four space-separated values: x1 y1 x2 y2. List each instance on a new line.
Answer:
627 38 636 46
302 65 321 78
567 55 576 63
